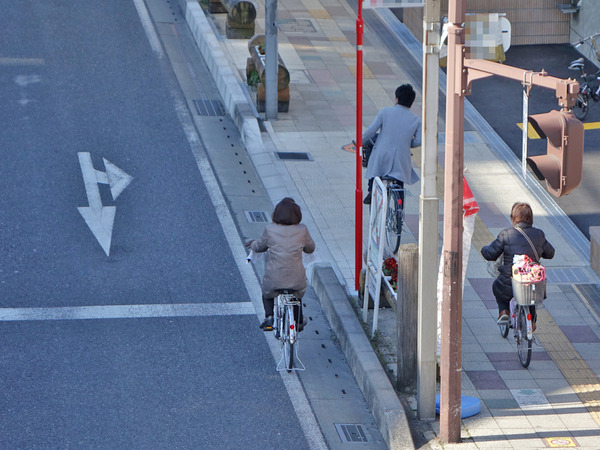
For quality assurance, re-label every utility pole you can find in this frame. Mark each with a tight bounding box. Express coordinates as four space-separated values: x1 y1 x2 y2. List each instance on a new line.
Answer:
440 0 465 443
417 0 440 421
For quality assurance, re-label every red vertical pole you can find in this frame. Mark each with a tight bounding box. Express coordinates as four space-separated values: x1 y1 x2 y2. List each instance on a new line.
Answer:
355 1 364 291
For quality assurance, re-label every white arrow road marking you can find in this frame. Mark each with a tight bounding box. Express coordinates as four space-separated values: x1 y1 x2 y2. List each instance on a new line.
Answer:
78 152 133 256
104 157 134 200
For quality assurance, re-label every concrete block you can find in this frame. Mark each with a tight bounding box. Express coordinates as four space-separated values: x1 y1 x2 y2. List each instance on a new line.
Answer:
590 226 600 277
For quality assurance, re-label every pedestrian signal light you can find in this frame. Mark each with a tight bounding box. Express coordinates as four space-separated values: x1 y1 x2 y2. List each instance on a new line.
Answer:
526 109 584 197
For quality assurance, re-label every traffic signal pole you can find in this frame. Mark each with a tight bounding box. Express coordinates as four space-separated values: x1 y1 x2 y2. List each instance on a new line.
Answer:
440 5 581 440
462 59 579 109
440 0 465 443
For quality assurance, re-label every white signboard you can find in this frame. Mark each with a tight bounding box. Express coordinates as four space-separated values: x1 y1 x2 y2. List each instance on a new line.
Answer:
363 177 387 337
363 0 424 8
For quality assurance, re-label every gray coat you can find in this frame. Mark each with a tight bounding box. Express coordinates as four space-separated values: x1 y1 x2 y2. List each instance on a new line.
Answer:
251 223 316 298
362 104 421 185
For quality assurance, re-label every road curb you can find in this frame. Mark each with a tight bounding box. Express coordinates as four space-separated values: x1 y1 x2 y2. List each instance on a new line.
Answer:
311 264 414 450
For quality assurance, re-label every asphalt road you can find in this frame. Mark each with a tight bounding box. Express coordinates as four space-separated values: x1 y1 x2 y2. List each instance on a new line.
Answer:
0 2 309 447
466 44 600 238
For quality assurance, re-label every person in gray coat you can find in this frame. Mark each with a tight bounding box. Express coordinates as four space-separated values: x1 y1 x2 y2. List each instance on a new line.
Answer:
247 198 316 331
362 84 422 204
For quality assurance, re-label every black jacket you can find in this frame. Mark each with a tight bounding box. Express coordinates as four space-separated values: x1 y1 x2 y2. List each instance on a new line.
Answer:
481 222 555 299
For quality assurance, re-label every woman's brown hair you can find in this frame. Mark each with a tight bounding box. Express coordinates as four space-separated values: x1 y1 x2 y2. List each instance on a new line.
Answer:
510 202 533 226
272 197 302 225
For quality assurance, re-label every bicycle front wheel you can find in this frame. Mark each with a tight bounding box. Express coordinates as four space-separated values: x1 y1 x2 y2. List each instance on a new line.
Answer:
516 306 532 368
499 320 509 339
385 189 402 254
573 92 589 120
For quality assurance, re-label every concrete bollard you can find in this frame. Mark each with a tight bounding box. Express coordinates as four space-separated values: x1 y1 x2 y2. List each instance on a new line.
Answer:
219 0 257 39
397 243 419 392
246 34 291 112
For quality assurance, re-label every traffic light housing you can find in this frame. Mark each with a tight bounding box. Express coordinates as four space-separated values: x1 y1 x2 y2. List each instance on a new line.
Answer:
527 109 584 197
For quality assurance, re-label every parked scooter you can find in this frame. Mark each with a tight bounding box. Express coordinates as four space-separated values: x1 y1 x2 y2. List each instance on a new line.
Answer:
569 32 600 121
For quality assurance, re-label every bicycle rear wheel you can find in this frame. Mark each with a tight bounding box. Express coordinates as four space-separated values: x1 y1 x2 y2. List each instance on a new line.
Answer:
516 306 532 368
283 306 295 372
385 188 402 254
573 92 589 120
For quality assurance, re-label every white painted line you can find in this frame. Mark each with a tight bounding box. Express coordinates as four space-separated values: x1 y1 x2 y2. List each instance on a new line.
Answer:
132 0 164 57
0 302 255 322
0 58 45 66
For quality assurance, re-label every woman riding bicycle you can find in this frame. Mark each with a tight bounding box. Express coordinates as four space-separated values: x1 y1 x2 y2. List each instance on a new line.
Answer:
481 202 555 331
246 197 316 331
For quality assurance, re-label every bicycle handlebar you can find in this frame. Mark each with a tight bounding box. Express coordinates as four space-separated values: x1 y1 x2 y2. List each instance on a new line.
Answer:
571 32 600 46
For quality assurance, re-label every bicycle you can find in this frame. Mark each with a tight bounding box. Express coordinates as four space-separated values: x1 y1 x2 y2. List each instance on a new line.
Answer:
498 268 546 368
381 176 405 254
569 32 600 120
273 289 305 372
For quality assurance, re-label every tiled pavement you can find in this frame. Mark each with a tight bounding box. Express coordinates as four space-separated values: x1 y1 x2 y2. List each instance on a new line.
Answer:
191 0 600 447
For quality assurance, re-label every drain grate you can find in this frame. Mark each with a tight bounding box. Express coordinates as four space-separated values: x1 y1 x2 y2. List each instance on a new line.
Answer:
277 19 317 33
193 99 226 116
275 151 313 161
244 211 271 223
335 424 368 443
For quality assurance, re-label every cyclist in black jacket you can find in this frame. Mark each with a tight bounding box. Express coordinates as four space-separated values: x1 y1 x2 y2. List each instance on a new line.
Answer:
481 202 555 330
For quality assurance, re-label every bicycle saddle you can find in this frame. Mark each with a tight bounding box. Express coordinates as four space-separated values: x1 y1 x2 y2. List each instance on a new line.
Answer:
569 58 585 71
276 289 296 295
381 175 402 183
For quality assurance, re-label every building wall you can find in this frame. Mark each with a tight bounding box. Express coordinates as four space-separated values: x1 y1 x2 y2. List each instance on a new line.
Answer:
402 0 572 46
569 1 600 67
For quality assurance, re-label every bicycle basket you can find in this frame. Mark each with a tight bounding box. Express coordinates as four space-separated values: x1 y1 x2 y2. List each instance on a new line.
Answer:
512 278 546 306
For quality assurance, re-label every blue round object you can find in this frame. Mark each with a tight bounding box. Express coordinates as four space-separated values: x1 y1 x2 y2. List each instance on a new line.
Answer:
435 394 481 418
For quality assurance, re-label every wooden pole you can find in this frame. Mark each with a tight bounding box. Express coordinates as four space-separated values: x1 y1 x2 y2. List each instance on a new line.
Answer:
397 243 419 392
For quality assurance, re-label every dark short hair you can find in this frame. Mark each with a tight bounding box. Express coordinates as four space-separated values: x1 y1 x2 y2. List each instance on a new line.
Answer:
510 202 533 226
395 84 416 108
272 197 302 225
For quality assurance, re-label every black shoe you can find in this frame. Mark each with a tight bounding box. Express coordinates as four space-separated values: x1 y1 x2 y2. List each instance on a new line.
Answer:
363 193 371 205
259 315 274 331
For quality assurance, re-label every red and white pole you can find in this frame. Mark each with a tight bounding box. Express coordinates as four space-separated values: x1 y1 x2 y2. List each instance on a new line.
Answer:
355 1 364 291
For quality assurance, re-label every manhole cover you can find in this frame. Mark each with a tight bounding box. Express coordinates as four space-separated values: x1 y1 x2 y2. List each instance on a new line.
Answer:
335 424 368 443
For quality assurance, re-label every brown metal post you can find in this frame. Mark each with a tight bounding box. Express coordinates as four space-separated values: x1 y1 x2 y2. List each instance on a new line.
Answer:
440 0 465 443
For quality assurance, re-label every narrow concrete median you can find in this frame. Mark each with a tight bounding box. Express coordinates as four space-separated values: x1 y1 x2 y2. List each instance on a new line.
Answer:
311 265 414 450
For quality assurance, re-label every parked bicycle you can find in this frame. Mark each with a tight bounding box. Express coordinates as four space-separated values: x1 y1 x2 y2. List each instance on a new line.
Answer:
498 263 546 368
569 32 600 120
273 289 305 372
